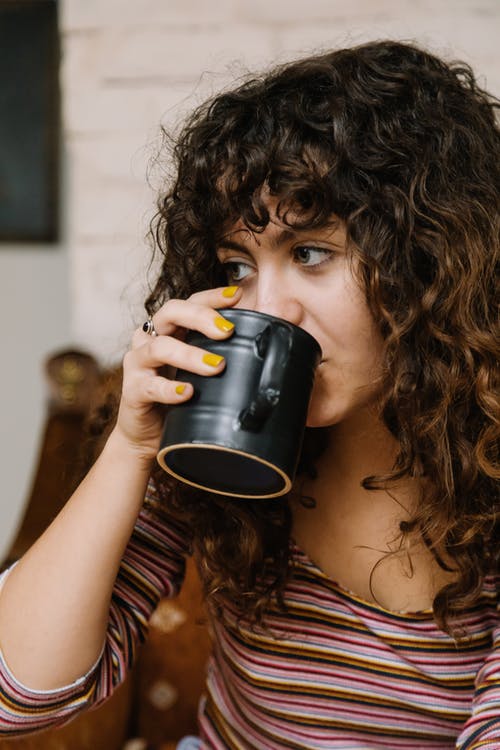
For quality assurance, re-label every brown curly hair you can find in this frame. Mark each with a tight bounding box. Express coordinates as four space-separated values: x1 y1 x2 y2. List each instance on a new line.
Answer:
144 40 499 635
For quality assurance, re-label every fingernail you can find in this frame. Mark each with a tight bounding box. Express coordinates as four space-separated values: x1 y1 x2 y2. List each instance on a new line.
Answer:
222 286 239 298
214 315 235 333
175 384 186 395
203 353 224 367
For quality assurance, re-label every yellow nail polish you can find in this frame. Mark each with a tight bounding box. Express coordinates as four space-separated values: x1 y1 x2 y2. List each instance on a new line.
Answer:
214 315 235 332
203 353 224 367
222 285 239 298
175 384 186 395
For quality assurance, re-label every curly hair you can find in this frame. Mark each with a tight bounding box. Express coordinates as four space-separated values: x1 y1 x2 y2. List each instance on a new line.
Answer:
144 40 499 635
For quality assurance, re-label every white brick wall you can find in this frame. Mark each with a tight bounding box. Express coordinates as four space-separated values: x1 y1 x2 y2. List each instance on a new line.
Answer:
60 0 499 361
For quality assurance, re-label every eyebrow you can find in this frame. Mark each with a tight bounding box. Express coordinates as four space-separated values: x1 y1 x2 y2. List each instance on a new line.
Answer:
218 228 300 253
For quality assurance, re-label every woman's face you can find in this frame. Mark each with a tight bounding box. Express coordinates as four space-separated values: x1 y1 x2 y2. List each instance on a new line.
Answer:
216 207 386 428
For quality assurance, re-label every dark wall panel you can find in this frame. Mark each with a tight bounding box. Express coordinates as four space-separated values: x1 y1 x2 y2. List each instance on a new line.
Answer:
0 1 59 242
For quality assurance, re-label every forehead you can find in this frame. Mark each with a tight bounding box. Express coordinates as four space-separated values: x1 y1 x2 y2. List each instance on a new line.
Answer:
219 217 346 250
222 189 339 235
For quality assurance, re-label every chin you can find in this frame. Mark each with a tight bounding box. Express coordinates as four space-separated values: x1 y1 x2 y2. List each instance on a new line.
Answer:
306 416 337 429
305 382 340 428
305 405 339 429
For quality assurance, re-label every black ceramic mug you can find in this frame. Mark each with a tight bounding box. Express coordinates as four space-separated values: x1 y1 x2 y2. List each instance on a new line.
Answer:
157 308 322 499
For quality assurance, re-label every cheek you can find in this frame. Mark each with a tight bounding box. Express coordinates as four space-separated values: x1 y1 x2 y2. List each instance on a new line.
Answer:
340 278 383 358
306 269 385 425
321 294 382 372
305 314 384 426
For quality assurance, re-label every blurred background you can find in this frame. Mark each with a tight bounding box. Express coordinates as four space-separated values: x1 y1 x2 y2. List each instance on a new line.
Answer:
0 0 499 560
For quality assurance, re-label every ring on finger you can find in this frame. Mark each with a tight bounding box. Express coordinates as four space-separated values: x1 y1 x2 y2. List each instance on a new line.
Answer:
142 316 158 337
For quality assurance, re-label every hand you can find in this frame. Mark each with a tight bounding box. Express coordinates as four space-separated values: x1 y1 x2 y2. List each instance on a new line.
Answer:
112 285 242 463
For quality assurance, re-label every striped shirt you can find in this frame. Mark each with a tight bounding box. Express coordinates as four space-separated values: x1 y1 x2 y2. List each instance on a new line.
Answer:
0 485 498 748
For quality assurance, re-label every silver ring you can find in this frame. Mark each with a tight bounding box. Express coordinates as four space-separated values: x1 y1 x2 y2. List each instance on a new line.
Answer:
142 316 158 337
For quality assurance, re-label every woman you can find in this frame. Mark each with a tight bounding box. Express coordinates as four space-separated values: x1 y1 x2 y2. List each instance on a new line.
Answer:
0 40 498 749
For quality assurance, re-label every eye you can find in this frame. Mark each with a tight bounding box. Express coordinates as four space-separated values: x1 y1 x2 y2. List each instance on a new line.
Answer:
294 246 333 268
221 260 253 283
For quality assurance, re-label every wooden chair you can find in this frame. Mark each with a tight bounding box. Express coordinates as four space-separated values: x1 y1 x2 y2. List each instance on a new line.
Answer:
0 349 211 750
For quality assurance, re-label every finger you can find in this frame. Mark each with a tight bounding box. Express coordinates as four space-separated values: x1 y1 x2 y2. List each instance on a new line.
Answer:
189 284 241 306
131 309 233 352
131 326 165 350
127 336 228 375
135 374 194 406
151 285 242 338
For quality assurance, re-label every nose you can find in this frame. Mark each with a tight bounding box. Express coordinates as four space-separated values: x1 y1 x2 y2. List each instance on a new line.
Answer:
247 279 304 327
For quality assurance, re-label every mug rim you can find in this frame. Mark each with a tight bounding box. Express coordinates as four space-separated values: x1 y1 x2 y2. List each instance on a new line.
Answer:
216 307 322 358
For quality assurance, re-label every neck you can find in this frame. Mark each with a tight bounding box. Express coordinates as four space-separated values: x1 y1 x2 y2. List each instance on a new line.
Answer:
314 409 398 489
291 410 444 611
294 407 423 525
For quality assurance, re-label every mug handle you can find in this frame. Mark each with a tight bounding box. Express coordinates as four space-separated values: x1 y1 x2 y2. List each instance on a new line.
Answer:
238 322 292 431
